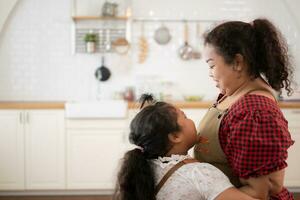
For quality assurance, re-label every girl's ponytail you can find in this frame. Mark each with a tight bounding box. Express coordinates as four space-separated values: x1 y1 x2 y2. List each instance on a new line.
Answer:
114 148 156 200
252 19 294 95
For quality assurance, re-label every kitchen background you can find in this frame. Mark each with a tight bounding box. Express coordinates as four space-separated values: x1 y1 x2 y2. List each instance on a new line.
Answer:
0 0 299 102
1 1 300 198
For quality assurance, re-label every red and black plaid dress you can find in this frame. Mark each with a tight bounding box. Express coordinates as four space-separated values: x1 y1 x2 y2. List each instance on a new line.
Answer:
219 94 294 200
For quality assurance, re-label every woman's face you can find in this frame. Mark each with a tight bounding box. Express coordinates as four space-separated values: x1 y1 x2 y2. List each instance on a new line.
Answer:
203 44 241 95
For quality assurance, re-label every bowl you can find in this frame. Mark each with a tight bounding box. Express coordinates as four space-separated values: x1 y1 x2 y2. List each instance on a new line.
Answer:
183 95 204 102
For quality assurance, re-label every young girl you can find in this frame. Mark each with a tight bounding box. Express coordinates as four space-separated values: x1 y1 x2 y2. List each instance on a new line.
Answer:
114 94 257 200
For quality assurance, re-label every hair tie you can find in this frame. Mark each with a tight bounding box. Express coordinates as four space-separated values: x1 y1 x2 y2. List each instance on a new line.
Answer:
135 146 144 153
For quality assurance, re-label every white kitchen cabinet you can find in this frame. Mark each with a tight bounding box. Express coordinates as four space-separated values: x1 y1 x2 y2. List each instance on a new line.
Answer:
0 109 65 190
25 110 65 189
66 119 126 189
282 109 300 187
0 110 24 190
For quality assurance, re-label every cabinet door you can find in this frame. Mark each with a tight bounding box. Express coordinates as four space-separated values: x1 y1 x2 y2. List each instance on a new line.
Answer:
282 109 300 187
25 110 65 189
67 129 123 189
0 110 24 190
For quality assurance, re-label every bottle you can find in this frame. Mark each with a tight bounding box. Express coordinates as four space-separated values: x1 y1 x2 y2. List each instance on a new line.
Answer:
123 87 135 102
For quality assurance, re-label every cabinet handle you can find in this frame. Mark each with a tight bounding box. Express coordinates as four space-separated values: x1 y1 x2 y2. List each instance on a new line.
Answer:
291 110 300 114
123 131 128 143
19 112 23 124
26 112 30 124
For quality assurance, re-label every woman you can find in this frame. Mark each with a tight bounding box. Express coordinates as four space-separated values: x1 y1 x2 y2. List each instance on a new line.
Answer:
194 18 294 200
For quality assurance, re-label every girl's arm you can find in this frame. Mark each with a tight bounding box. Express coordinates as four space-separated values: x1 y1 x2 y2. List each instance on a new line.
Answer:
215 187 259 200
239 169 285 200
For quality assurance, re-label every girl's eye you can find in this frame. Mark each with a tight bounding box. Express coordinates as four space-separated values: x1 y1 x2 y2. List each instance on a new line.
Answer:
209 65 215 69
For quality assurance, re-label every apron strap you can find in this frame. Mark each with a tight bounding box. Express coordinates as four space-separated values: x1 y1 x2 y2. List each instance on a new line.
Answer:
155 158 199 195
245 87 277 102
217 87 277 108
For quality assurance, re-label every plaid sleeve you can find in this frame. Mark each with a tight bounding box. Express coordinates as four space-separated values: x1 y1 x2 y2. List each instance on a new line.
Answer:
223 109 294 178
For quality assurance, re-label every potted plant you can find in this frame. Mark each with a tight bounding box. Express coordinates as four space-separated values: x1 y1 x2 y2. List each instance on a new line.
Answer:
84 33 97 53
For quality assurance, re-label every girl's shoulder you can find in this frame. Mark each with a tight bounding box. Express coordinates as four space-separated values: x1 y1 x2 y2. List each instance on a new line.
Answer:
183 162 230 179
151 155 227 178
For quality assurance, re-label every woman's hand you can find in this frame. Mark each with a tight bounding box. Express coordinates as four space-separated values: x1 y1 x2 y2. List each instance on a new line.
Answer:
215 187 260 200
239 169 285 200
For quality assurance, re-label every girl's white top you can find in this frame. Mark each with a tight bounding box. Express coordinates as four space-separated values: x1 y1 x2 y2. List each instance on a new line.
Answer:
151 154 233 200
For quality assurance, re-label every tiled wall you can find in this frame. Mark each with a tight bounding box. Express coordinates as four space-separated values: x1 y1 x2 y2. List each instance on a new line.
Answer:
0 0 299 101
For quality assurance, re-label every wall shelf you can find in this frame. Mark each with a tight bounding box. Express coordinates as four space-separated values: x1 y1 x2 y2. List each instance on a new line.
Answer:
72 16 128 21
132 18 220 23
71 16 129 54
74 28 126 53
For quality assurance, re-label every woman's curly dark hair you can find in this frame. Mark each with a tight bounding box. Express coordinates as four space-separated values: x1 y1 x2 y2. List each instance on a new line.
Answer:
204 18 294 96
114 94 181 200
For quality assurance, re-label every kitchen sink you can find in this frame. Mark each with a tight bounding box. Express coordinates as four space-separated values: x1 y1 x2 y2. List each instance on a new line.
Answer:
65 100 127 119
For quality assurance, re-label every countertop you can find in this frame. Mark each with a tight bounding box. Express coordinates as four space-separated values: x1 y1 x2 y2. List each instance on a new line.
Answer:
0 101 300 109
0 102 65 109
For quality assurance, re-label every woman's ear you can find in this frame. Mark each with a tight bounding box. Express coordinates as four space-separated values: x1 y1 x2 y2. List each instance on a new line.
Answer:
233 54 244 71
168 132 183 144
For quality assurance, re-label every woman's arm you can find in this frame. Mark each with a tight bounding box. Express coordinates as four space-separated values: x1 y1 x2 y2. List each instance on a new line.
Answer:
215 187 259 200
239 169 285 200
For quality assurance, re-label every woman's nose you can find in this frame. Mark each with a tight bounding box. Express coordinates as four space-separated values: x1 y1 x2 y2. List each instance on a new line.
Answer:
209 71 213 78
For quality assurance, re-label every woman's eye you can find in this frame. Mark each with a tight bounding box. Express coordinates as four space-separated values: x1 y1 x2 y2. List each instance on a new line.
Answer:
209 65 215 69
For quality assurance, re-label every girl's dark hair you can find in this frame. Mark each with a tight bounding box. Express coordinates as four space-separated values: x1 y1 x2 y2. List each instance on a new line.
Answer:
204 18 294 96
114 94 181 200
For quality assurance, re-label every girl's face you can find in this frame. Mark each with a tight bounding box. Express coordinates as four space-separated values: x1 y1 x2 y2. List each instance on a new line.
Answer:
175 108 197 148
203 44 242 95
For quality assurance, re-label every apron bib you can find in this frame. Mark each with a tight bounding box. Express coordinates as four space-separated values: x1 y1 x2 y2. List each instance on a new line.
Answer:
194 105 242 187
194 87 276 187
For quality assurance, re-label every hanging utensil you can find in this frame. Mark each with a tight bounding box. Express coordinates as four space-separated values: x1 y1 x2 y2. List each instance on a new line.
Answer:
138 22 149 63
95 56 111 81
105 28 111 52
178 21 193 60
154 23 172 45
191 23 202 59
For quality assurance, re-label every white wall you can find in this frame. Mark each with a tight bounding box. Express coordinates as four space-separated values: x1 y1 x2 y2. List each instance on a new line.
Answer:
0 0 18 33
0 0 299 101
